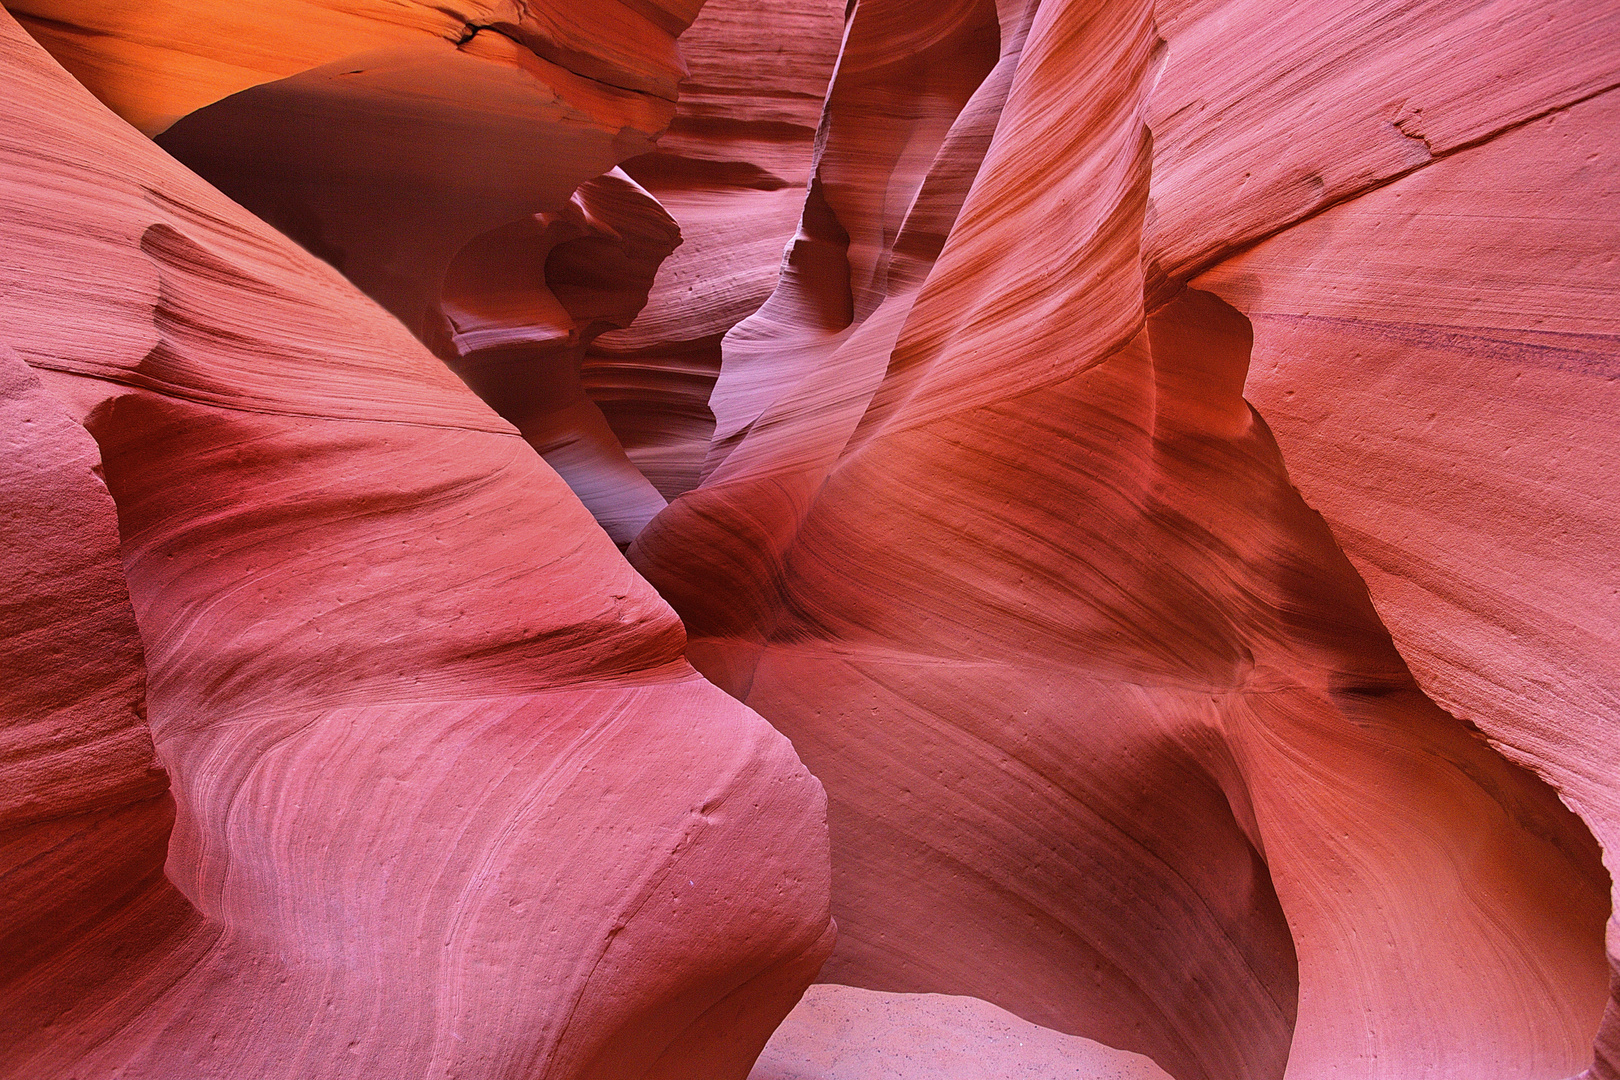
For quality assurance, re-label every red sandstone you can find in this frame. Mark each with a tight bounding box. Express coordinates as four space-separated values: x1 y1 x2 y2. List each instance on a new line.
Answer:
2 0 1616 1077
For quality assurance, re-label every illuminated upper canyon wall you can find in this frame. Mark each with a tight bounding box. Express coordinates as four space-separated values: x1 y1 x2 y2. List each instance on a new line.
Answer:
1 0 1616 1078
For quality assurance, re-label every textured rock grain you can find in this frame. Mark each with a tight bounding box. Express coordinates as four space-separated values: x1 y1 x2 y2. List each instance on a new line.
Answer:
0 10 832 1078
0 345 199 1067
631 0 1616 1078
587 0 847 499
1195 84 1620 1080
4 0 1617 1076
18 0 723 539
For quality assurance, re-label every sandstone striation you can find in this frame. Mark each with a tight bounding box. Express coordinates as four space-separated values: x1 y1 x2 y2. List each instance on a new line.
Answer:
586 0 847 499
10 0 707 540
0 9 831 1078
0 345 195 1067
31 0 846 543
630 0 1617 1078
3 0 1618 1077
1194 86 1620 1079
11 0 848 534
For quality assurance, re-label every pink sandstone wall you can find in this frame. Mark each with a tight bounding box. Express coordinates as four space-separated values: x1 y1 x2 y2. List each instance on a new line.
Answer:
0 9 831 1077
2 0 1616 1077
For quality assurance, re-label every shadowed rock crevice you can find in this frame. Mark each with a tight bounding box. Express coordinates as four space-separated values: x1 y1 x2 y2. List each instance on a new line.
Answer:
431 170 680 545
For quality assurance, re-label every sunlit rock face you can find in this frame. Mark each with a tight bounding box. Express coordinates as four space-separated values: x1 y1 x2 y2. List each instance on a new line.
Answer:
630 0 1618 1078
14 0 846 542
15 0 696 328
3 0 1618 1078
7 0 700 138
0 10 832 1079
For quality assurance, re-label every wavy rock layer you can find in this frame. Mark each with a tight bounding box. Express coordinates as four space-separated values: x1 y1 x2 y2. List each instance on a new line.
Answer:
16 0 722 541
1143 0 1619 289
0 11 831 1079
1195 84 1620 1079
0 346 199 1062
1151 1 1620 1071
14 0 846 533
4 0 1616 1076
586 0 846 499
20 0 701 332
631 0 1614 1077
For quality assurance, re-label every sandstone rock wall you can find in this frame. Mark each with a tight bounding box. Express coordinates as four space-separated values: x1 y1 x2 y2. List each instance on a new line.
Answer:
2 0 1616 1077
1195 82 1620 1080
587 0 847 500
631 0 1619 1078
0 10 831 1077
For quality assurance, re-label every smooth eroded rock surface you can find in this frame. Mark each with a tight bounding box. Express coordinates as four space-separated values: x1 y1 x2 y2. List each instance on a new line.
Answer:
0 9 831 1078
4 0 1616 1077
749 985 1173 1080
631 0 1615 1078
1195 83 1620 1080
25 0 713 542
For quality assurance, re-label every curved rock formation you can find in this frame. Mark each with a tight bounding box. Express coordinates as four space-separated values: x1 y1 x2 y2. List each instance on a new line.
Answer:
12 0 848 537
432 168 682 544
1194 85 1620 1079
0 11 831 1079
4 0 1617 1076
8 0 693 139
584 0 846 500
1146 2 1620 1071
10 0 717 542
630 0 1615 1078
0 345 195 1065
1141 0 1618 291
16 0 697 331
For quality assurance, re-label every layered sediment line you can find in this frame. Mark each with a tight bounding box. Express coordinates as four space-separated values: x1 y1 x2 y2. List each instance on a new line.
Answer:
0 11 833 1078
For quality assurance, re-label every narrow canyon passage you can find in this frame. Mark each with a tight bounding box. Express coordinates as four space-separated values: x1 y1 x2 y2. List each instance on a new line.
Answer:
1 0 1616 1078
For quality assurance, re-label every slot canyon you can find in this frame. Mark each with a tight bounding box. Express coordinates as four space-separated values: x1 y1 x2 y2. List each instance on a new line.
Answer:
0 0 1615 1077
